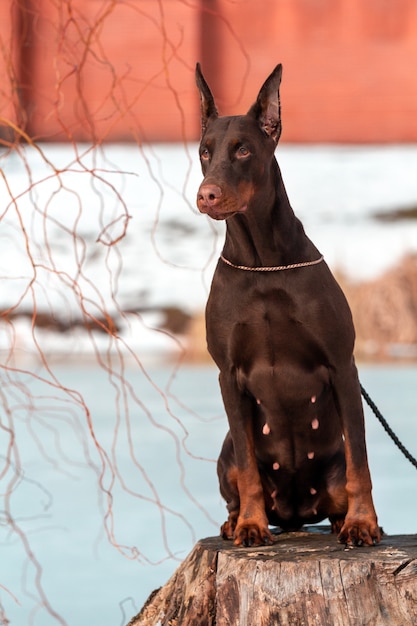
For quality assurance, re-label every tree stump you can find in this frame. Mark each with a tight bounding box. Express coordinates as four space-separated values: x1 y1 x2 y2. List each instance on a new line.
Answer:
127 527 417 626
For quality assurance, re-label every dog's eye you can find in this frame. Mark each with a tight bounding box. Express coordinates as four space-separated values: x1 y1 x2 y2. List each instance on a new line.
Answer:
237 146 250 158
201 148 210 160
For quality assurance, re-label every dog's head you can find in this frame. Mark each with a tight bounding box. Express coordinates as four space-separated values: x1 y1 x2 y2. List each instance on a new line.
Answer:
195 64 283 220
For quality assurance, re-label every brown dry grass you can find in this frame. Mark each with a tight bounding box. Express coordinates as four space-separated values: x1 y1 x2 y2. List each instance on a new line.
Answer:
339 254 417 361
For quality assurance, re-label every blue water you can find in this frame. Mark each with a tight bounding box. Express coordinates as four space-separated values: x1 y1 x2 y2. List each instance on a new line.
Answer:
0 362 416 625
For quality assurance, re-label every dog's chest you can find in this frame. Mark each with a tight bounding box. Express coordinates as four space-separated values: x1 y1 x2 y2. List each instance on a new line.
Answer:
208 277 304 347
225 286 323 369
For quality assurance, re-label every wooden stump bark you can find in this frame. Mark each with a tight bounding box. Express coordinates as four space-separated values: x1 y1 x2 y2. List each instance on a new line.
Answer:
127 527 417 626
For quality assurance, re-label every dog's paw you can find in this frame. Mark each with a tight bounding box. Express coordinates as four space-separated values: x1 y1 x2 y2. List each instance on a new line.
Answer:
220 520 235 540
233 521 273 547
338 517 381 546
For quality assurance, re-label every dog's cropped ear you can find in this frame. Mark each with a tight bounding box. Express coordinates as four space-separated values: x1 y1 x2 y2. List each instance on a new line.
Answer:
195 63 218 135
248 64 282 143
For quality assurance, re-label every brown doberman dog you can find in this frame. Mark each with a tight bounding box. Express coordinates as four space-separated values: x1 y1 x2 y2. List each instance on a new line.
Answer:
195 63 381 548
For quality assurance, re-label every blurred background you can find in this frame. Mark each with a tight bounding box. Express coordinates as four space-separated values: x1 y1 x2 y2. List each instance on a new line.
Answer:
0 2 417 626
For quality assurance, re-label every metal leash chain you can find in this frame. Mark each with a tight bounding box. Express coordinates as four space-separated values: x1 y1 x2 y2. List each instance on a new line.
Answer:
360 384 417 470
220 254 324 272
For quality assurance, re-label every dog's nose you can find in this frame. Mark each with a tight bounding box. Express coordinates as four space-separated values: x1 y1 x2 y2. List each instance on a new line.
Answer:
197 184 222 211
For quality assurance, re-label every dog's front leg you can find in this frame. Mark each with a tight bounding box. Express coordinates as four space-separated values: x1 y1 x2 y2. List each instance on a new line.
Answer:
332 361 381 546
219 371 272 546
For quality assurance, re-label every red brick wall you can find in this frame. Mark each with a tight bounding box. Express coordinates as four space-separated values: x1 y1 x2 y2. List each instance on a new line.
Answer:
2 0 417 143
208 0 417 143
20 0 199 142
0 2 20 141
